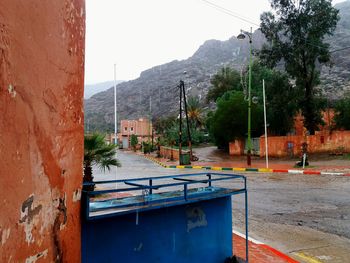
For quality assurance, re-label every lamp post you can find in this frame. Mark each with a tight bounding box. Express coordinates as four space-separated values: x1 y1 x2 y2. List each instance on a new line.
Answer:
237 27 253 166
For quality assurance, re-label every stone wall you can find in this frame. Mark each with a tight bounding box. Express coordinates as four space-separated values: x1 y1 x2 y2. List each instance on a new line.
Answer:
0 1 85 262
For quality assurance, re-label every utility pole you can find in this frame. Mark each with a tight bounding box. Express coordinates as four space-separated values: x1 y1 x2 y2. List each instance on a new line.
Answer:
179 81 182 163
237 27 253 166
114 64 118 145
149 96 152 150
263 79 269 168
178 76 193 165
182 81 193 161
113 64 118 188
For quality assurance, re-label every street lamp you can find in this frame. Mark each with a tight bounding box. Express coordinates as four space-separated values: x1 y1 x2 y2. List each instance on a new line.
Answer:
237 27 253 166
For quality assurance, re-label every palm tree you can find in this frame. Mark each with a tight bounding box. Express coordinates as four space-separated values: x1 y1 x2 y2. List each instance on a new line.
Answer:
206 67 241 102
83 133 121 191
187 96 204 129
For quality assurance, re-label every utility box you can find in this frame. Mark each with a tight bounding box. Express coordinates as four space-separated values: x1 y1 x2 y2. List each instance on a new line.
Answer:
82 173 248 263
180 152 191 165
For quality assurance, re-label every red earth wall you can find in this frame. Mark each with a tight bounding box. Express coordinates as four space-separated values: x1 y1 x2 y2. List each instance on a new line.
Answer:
160 146 181 160
260 131 350 157
0 1 85 262
229 140 245 156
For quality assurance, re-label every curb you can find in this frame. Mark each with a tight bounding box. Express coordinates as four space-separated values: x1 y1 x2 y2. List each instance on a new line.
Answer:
142 155 349 177
143 154 168 168
232 230 299 263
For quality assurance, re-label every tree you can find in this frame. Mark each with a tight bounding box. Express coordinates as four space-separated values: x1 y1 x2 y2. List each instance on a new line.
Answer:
130 134 138 151
334 95 350 130
163 120 205 147
153 116 177 136
250 61 299 135
83 133 121 191
206 67 241 102
209 91 264 150
259 0 339 134
187 96 204 128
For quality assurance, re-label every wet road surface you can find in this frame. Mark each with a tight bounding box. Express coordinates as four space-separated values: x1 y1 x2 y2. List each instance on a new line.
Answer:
92 150 350 262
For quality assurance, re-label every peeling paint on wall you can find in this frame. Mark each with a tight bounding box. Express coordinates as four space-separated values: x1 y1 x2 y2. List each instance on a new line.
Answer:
19 195 43 244
53 195 67 262
72 189 81 202
134 242 143 252
25 249 48 263
7 84 16 98
186 206 208 232
1 228 11 245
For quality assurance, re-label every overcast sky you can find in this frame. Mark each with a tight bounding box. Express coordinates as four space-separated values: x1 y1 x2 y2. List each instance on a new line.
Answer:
84 0 345 84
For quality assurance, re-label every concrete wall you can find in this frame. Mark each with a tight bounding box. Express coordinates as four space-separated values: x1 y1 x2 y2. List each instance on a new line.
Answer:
260 131 350 157
0 1 85 262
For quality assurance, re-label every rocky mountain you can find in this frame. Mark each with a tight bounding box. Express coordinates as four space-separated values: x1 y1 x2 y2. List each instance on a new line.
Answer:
84 80 123 99
321 0 350 99
85 0 350 132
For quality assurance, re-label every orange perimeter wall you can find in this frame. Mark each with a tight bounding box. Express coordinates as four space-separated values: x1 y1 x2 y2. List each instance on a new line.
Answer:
260 131 350 157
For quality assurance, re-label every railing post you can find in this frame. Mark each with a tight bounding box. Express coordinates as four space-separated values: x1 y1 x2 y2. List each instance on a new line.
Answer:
81 192 90 220
207 173 212 187
184 184 187 201
149 179 153 195
244 177 249 263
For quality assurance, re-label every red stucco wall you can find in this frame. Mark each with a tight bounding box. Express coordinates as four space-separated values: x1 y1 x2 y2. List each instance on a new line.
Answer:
0 1 85 262
160 146 183 160
260 131 350 157
229 140 244 156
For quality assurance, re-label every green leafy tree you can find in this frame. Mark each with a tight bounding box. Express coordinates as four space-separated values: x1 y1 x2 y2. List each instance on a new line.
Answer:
334 95 350 130
209 91 264 150
187 96 204 128
211 61 298 136
259 0 339 134
206 67 241 102
153 116 177 136
164 120 205 147
130 134 138 151
83 133 121 191
249 61 299 135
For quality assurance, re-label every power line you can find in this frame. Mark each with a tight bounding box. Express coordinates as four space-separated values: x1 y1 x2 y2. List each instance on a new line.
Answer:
200 0 260 27
201 0 347 53
331 35 350 42
330 46 350 53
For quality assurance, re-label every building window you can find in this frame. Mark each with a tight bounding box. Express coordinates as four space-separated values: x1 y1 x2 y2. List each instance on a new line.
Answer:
124 127 127 131
131 127 134 132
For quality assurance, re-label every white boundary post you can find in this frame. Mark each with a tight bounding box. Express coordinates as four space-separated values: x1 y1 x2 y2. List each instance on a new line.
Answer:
263 79 269 168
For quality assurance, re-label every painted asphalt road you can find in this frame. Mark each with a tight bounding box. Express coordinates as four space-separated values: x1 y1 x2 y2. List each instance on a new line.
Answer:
93 150 350 263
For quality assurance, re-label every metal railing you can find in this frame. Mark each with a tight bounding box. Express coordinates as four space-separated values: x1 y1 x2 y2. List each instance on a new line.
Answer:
82 172 249 262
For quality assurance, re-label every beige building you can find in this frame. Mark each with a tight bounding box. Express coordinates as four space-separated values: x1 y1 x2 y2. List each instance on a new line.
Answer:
119 118 153 149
